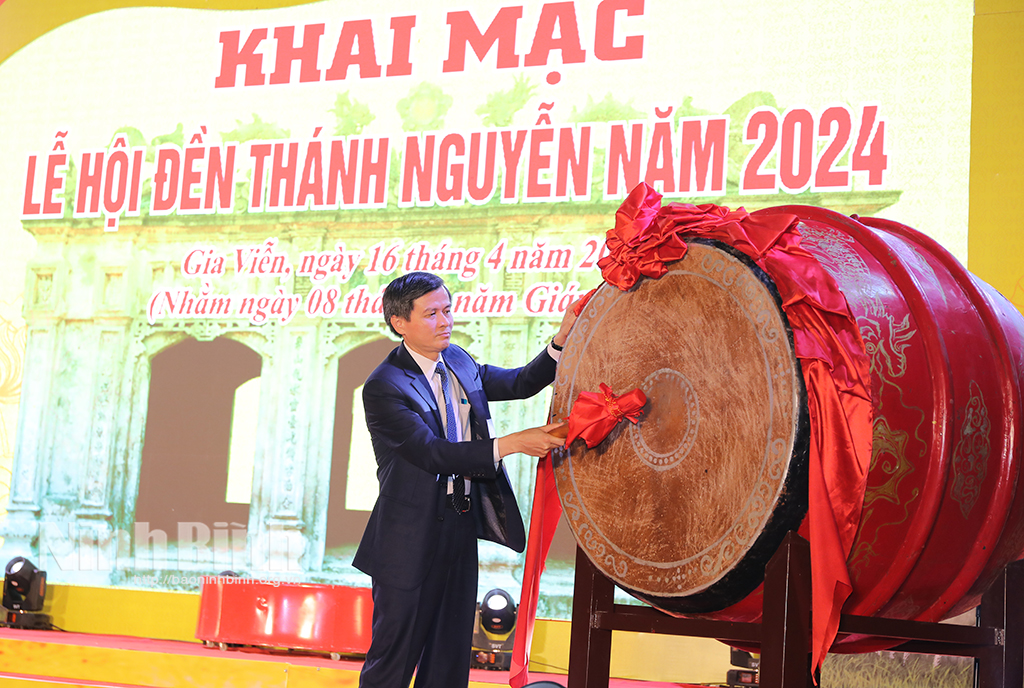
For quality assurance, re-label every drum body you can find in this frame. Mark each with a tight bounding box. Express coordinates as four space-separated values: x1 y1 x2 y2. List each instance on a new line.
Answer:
550 206 1024 648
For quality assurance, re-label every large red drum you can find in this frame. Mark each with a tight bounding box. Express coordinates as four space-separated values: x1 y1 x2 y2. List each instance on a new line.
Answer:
549 206 1024 650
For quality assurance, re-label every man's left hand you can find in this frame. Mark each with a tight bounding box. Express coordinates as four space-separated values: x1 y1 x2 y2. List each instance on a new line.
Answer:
552 296 585 349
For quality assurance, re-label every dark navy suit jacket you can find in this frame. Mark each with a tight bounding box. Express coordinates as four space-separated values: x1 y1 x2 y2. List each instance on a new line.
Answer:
353 342 557 590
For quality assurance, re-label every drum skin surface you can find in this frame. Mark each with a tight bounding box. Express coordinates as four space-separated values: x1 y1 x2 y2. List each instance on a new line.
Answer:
552 205 1024 651
549 240 809 613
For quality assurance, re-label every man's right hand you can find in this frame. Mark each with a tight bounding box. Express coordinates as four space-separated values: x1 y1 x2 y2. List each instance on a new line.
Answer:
498 422 567 458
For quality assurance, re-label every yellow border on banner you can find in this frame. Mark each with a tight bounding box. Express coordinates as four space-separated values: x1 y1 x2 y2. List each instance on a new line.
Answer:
0 0 320 67
969 0 1024 310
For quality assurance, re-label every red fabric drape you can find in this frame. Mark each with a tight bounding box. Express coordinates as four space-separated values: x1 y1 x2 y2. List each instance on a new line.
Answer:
509 452 562 687
509 384 645 687
511 183 872 686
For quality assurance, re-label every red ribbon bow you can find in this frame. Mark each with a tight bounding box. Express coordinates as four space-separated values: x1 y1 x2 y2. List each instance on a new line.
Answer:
597 182 749 290
565 383 647 448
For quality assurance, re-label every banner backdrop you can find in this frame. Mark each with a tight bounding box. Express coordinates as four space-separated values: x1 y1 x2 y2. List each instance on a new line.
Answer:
0 0 972 617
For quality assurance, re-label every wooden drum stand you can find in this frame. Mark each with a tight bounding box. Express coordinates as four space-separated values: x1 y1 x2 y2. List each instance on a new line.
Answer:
567 532 1024 688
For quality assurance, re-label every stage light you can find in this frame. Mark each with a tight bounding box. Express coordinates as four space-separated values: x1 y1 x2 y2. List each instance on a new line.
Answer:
727 647 759 687
2 557 52 630
727 669 759 687
480 588 516 635
470 588 517 671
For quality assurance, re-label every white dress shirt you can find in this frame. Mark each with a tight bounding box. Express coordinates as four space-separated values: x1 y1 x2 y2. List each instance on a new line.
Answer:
405 343 563 487
406 346 478 493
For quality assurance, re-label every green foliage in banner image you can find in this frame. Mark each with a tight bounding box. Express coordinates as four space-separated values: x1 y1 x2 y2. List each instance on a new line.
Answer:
476 75 538 128
330 92 375 137
397 82 453 132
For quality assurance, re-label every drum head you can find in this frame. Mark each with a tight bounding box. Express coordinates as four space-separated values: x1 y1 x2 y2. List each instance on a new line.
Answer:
550 239 809 613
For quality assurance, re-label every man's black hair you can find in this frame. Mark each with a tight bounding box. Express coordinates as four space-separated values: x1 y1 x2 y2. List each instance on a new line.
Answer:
382 271 450 337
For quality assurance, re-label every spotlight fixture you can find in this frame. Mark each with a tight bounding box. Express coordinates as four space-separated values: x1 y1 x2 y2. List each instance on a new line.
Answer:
470 588 517 670
727 647 759 687
2 557 52 630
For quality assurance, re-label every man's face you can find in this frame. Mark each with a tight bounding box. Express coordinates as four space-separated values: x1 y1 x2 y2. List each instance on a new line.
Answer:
390 287 453 359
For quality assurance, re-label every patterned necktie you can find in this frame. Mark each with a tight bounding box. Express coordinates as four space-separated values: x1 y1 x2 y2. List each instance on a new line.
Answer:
436 362 468 513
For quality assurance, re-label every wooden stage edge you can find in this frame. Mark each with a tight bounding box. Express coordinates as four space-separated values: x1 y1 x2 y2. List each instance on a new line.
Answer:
0 627 697 688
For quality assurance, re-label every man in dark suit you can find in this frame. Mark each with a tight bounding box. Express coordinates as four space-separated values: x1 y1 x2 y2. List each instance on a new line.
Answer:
354 271 576 688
